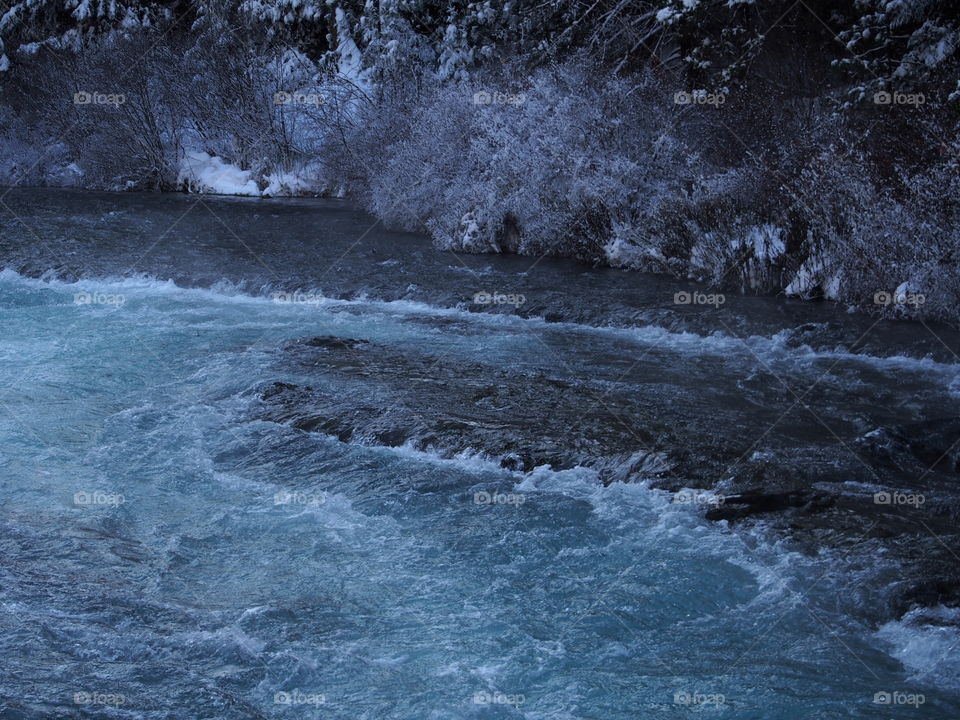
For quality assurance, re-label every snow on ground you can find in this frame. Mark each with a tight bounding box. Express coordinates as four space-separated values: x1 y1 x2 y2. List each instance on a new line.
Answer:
176 152 329 198
178 152 261 196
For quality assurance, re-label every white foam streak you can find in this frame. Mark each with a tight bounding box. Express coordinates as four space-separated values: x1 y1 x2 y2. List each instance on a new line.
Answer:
3 268 955 380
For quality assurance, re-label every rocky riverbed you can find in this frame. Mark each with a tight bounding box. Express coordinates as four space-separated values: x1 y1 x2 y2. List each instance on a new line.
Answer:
256 331 960 624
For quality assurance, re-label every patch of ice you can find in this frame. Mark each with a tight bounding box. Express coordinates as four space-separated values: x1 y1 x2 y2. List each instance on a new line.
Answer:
785 251 842 299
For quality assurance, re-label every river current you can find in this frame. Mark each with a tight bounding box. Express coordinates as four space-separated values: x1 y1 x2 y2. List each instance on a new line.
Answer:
1 189 959 719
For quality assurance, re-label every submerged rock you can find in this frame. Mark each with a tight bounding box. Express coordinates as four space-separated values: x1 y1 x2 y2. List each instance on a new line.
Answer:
705 489 837 522
257 333 960 634
256 336 727 479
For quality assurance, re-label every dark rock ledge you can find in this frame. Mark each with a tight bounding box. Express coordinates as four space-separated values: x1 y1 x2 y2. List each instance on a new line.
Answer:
256 335 960 624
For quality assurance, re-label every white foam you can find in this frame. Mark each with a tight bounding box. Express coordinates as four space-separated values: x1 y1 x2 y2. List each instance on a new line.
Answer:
176 625 266 657
275 491 374 532
364 440 513 476
876 606 960 688
3 267 957 380
511 465 807 606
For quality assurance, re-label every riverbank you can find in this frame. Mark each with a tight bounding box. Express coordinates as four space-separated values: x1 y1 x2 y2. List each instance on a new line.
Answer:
4 181 959 336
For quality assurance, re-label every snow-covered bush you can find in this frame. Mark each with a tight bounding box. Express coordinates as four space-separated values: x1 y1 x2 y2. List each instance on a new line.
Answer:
0 101 74 185
0 35 177 189
792 153 960 321
0 24 337 192
338 58 698 263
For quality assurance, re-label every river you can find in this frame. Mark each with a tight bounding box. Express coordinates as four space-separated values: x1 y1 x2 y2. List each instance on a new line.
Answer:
1 188 959 719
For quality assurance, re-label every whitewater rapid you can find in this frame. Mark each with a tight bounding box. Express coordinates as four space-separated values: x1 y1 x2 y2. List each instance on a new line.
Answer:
2 265 959 719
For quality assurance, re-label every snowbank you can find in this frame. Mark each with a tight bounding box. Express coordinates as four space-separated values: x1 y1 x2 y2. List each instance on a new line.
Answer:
176 153 331 198
177 152 261 196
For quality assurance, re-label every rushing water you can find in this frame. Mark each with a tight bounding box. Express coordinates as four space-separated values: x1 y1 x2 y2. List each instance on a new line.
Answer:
1 189 959 719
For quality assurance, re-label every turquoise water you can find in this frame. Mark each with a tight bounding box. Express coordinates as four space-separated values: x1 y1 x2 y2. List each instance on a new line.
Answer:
2 268 959 719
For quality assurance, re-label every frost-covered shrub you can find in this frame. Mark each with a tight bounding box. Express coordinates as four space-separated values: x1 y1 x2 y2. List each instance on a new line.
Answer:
339 59 698 263
604 157 794 292
0 37 177 189
828 161 960 322
339 77 480 238
774 150 877 299
774 148 960 321
0 25 336 192
0 101 75 186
